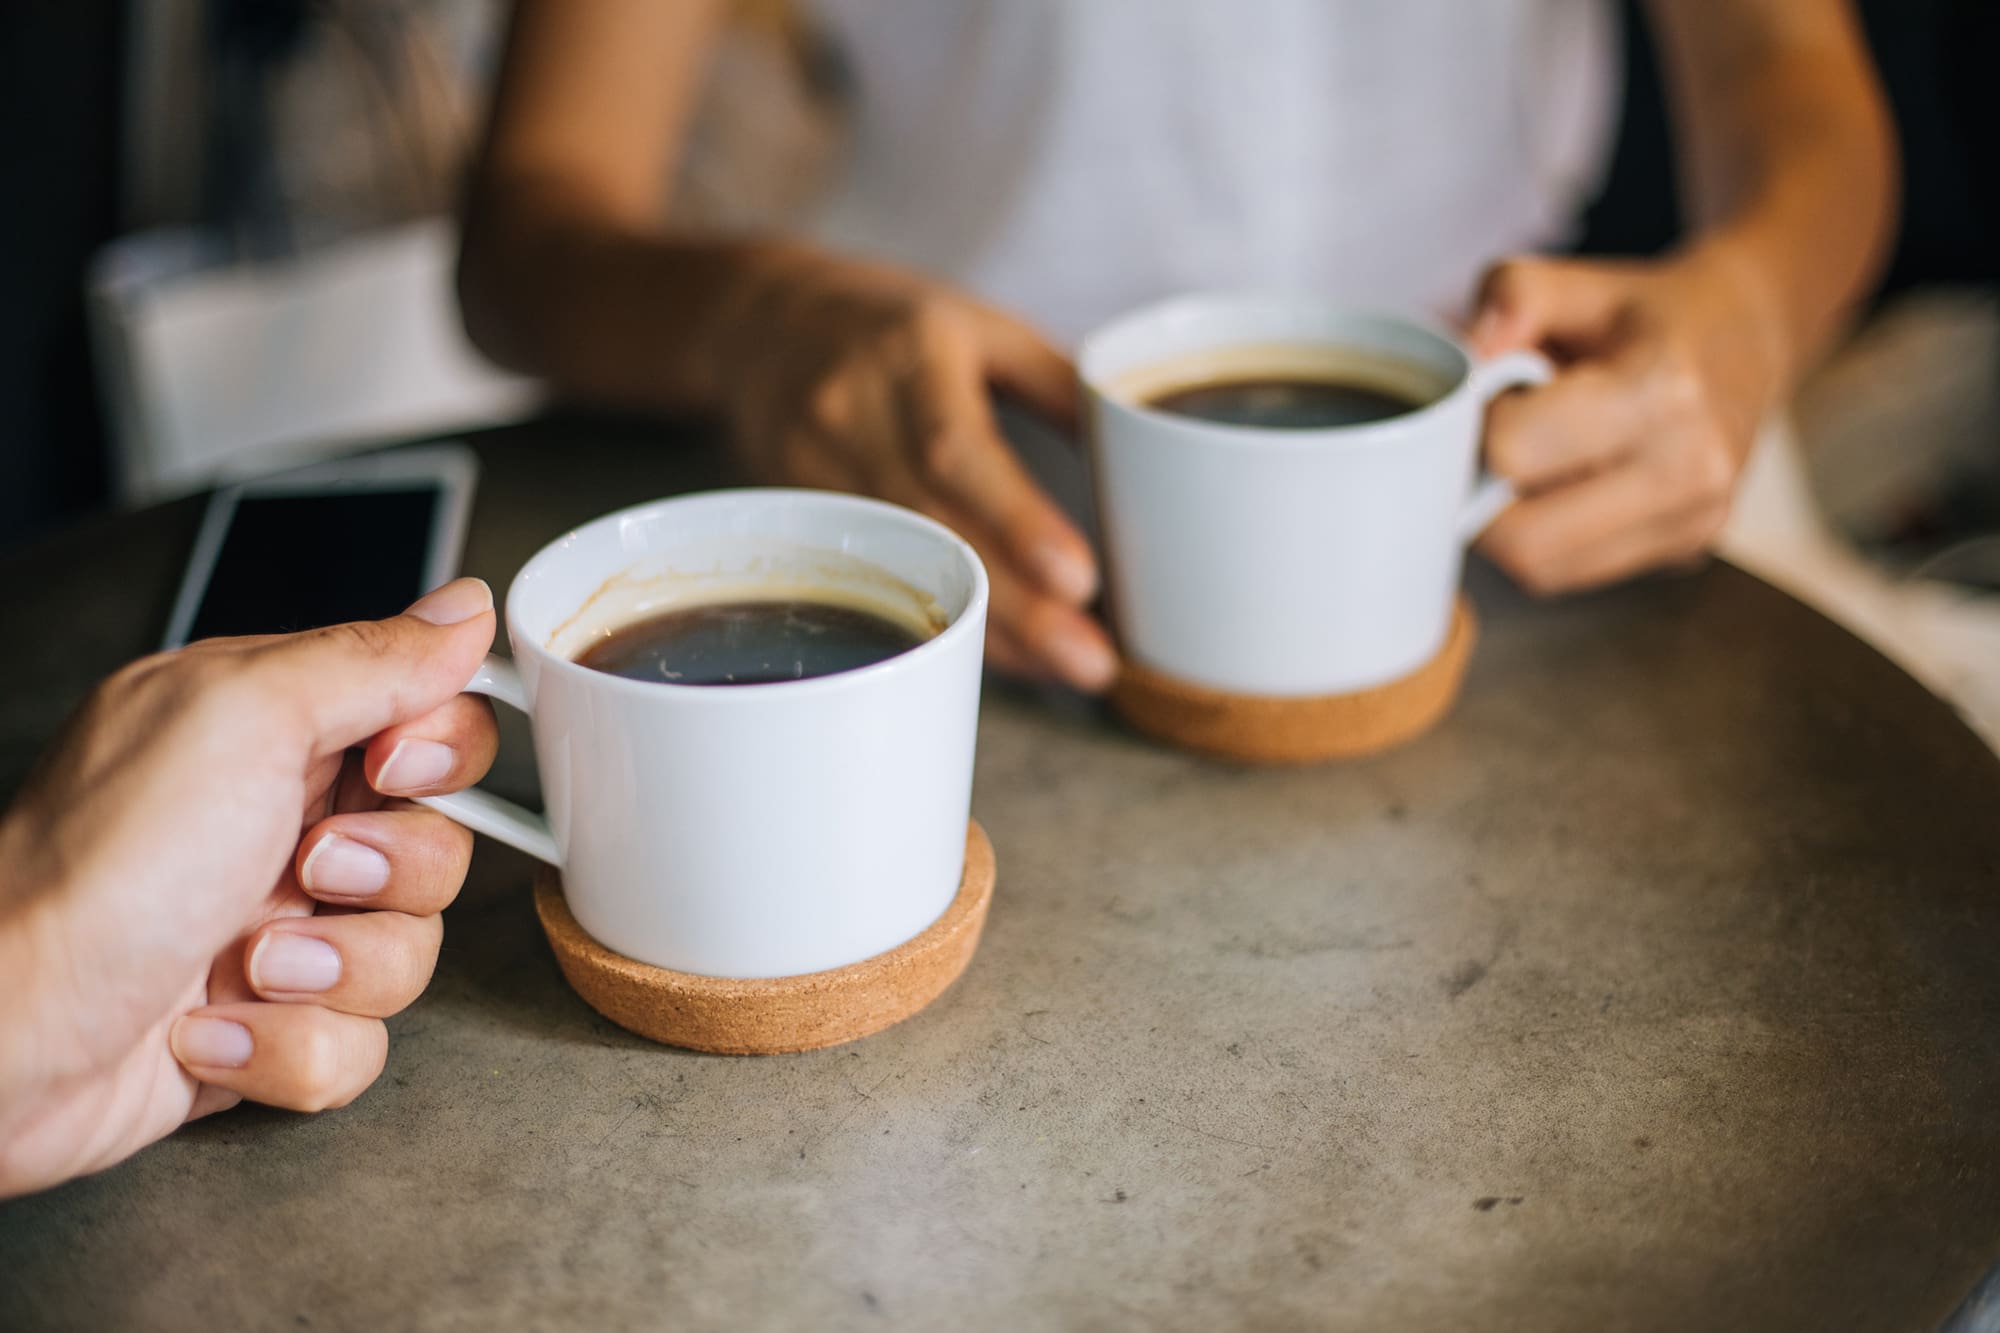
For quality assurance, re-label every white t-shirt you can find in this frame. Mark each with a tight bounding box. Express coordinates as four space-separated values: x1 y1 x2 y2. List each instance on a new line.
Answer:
803 0 1621 343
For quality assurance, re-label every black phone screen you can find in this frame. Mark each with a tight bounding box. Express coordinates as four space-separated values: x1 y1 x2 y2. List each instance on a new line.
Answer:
185 488 443 641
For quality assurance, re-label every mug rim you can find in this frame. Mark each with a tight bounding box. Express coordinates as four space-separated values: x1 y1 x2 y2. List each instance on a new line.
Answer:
504 488 989 703
1079 290 1478 448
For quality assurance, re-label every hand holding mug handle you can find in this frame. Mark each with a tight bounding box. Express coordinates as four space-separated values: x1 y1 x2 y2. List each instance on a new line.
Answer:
1457 350 1556 542
413 656 562 865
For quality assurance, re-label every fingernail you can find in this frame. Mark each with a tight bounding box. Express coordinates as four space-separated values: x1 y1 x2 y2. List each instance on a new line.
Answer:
406 578 492 626
375 738 456 793
1050 632 1119 693
1035 543 1098 604
300 833 390 898
250 932 343 995
172 1016 253 1070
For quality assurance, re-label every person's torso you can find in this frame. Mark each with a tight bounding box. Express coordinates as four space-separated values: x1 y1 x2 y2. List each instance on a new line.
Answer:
801 0 1619 342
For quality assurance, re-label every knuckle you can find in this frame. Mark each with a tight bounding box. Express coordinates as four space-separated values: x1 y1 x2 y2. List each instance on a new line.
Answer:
88 652 188 723
1687 496 1733 546
1482 258 1532 302
1481 256 1556 312
430 814 477 882
1513 560 1565 598
1674 434 1736 505
104 650 174 692
1694 440 1737 503
918 428 961 483
804 373 851 431
291 1020 350 1112
326 618 400 662
1648 348 1707 418
906 292 957 342
861 302 928 366
1488 531 1562 597
400 918 446 993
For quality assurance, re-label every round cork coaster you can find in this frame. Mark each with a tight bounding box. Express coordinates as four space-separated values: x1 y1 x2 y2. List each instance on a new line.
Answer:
533 821 996 1055
1109 597 1478 765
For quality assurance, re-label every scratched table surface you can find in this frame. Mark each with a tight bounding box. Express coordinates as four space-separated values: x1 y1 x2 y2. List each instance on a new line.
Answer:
3 416 2000 1333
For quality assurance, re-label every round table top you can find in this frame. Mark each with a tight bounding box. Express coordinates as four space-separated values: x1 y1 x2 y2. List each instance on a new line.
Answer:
4 418 2000 1333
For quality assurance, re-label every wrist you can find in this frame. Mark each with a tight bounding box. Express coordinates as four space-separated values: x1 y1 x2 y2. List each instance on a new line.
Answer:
1671 233 1801 398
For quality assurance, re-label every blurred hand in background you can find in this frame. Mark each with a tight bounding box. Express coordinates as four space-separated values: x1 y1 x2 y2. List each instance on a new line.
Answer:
711 247 1113 688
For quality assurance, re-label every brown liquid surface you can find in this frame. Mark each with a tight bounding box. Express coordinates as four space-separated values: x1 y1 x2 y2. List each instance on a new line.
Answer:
1145 375 1426 429
576 599 928 686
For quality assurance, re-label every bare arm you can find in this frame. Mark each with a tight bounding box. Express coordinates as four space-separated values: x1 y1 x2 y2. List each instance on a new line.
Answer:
1645 0 1898 383
457 0 740 409
457 0 1113 690
1471 0 1897 594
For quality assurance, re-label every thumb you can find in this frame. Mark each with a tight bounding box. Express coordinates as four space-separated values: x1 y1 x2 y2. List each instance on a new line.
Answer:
254 578 497 757
1469 256 1629 359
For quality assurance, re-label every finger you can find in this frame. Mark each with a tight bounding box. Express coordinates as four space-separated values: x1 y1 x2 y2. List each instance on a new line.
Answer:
981 620 1049 683
777 429 868 494
170 1003 388 1113
1469 256 1633 359
961 299 1081 434
763 430 1115 691
898 335 1098 606
296 805 474 912
363 692 500 798
1479 460 1720 595
251 578 497 757
1483 359 1645 490
863 472 1118 692
1516 502 1723 594
976 520 1118 692
332 747 379 814
245 910 444 1018
187 1083 243 1122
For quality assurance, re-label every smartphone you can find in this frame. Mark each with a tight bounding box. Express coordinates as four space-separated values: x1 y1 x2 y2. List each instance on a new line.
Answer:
162 444 480 648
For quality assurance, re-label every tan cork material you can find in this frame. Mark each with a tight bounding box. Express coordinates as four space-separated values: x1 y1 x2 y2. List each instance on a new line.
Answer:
1109 597 1477 765
534 821 995 1055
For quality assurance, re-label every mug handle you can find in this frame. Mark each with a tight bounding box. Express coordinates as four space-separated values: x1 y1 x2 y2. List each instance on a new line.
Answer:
412 655 561 866
1457 349 1557 542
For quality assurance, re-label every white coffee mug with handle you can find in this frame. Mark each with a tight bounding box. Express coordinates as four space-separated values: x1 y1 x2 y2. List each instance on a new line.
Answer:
1081 292 1551 697
415 489 988 980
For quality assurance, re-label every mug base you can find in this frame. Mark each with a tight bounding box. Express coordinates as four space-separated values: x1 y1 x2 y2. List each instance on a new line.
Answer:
1110 597 1477 764
533 822 996 1055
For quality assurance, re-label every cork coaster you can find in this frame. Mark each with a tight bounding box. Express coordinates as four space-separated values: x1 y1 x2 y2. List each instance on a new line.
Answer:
1109 597 1478 765
533 821 996 1055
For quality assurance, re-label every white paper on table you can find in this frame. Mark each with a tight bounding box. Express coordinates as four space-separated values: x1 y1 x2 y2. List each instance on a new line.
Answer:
88 216 543 503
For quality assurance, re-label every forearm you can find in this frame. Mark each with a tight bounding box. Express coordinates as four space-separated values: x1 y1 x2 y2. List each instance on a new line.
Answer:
1648 0 1897 387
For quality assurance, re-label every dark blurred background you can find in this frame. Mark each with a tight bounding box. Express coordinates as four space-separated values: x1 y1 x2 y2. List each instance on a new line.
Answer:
2 0 1996 548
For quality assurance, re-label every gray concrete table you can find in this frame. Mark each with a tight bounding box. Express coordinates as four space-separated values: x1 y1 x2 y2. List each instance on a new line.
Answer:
3 417 2000 1332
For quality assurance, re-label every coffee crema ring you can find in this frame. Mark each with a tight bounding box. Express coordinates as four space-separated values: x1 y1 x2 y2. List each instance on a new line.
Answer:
1109 597 1477 765
534 821 995 1054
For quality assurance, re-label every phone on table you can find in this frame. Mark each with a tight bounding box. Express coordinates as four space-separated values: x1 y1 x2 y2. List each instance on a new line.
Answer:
163 445 480 648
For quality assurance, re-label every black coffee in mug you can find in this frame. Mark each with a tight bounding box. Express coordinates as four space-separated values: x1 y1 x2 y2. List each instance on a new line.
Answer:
1143 374 1427 429
575 598 929 686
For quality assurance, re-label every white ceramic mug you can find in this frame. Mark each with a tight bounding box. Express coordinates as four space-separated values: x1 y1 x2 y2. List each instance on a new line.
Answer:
1080 292 1551 697
417 490 988 979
